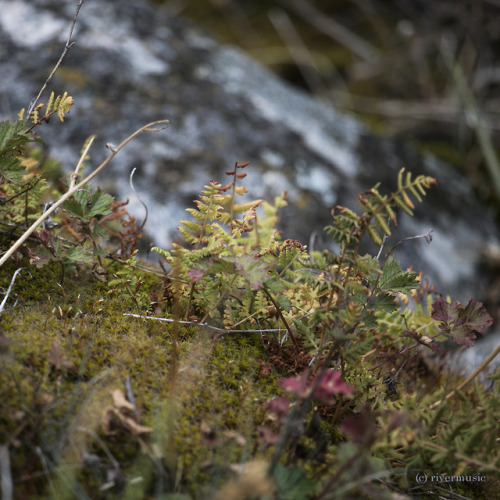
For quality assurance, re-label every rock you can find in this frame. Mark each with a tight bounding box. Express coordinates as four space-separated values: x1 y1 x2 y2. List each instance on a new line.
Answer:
0 0 497 302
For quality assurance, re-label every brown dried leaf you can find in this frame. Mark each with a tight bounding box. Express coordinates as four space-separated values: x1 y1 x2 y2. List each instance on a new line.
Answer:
110 388 136 413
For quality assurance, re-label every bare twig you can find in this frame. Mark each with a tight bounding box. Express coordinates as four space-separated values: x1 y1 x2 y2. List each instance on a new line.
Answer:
27 0 85 117
0 120 168 268
69 135 95 189
0 268 27 315
123 313 289 334
129 167 148 232
430 343 500 410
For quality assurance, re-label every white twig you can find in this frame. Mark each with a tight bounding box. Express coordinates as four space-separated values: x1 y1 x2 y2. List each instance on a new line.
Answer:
0 268 26 315
0 121 168 268
129 167 148 231
123 313 288 334
70 136 95 189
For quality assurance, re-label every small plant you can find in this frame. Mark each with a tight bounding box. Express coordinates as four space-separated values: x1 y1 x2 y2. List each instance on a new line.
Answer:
149 164 498 498
1 8 497 494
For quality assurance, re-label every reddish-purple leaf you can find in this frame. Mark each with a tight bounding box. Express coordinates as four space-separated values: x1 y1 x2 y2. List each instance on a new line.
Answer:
341 407 376 446
280 369 354 404
431 297 492 348
431 298 452 324
266 396 290 421
186 268 204 283
461 299 493 334
312 369 354 403
279 371 309 399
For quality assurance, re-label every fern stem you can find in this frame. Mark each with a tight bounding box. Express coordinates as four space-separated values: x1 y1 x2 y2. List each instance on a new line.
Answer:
261 285 300 349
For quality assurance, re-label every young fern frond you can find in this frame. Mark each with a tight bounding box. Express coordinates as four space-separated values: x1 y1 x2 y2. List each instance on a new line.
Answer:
28 92 74 126
328 168 436 248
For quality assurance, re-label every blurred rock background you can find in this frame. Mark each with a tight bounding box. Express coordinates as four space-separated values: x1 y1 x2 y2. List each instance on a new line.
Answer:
172 0 500 201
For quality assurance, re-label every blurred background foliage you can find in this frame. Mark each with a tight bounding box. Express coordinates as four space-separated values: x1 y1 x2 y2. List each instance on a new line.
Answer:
154 0 500 210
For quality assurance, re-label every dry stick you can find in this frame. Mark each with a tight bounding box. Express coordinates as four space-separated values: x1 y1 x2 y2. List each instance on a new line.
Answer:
27 0 84 117
0 120 168 268
430 343 500 410
69 136 95 189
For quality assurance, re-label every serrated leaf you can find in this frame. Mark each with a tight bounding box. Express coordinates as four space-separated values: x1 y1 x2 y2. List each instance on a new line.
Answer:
73 187 90 209
277 294 292 311
371 292 398 312
379 256 419 293
90 220 109 239
461 299 494 333
264 277 286 294
0 120 40 152
363 313 378 328
431 298 493 347
62 198 85 218
0 154 26 184
88 190 113 217
64 246 93 263
231 254 270 289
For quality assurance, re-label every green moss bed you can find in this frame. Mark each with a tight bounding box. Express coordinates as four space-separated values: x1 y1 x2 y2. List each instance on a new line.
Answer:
0 259 283 499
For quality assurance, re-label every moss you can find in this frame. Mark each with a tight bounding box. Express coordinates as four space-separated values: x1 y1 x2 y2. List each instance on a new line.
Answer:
0 258 283 498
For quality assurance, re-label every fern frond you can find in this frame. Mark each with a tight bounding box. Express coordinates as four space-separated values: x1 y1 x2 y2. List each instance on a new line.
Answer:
54 92 74 122
46 91 55 115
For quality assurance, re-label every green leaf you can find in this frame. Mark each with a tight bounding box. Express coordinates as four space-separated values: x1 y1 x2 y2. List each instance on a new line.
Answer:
88 189 113 217
231 254 270 290
371 292 397 312
0 154 26 184
273 464 315 500
264 277 286 294
379 256 419 293
63 198 85 218
64 246 93 263
277 294 292 311
0 120 40 153
73 187 90 210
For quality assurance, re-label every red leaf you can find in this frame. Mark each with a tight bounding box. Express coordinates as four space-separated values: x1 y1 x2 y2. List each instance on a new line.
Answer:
431 298 493 348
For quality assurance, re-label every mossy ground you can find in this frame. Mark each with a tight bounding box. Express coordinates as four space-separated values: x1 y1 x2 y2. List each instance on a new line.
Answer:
0 258 282 498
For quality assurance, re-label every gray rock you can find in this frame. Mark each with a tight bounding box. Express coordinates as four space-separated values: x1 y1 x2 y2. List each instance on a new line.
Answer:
0 0 497 303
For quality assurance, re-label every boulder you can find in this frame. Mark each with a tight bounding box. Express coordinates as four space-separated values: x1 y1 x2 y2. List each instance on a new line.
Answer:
0 0 497 302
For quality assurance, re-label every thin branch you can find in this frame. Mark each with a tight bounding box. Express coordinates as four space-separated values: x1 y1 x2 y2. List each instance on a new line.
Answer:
27 0 85 117
0 268 27 315
70 135 95 189
0 120 168 268
429 343 500 410
129 167 148 232
123 313 289 334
